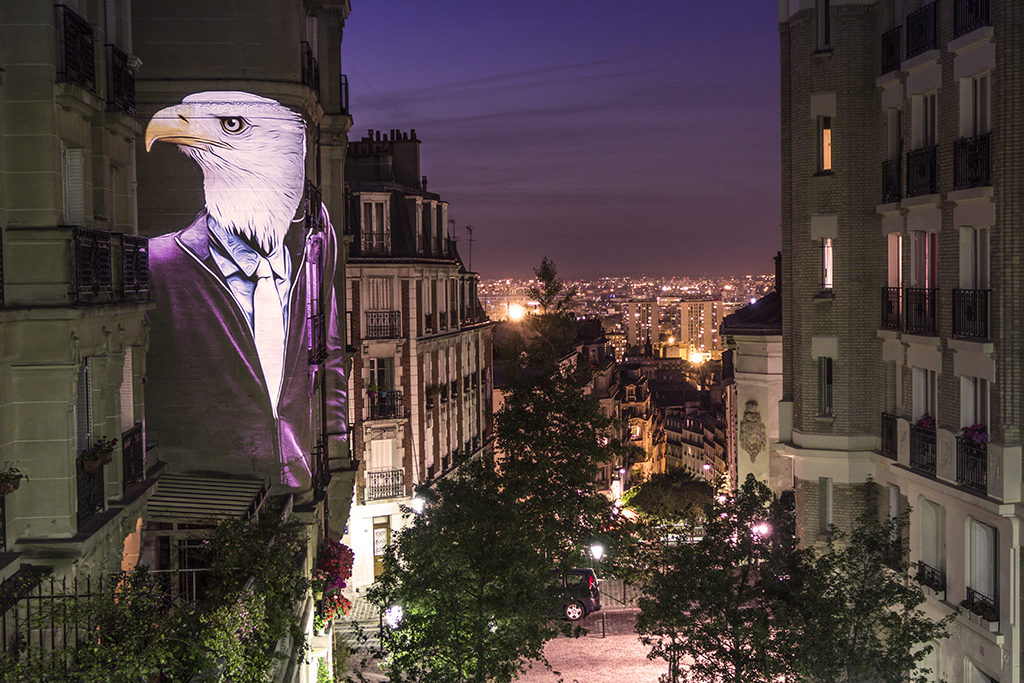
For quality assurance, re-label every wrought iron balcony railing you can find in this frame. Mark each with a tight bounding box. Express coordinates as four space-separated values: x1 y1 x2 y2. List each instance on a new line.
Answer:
882 158 901 203
906 1 938 60
907 146 938 197
105 44 135 116
956 436 987 495
77 457 105 524
301 41 320 96
952 288 990 340
365 310 402 339
75 227 113 301
954 133 991 189
915 561 946 594
904 287 937 336
304 180 324 234
56 5 95 92
365 468 404 501
120 234 149 297
965 586 997 622
881 287 901 330
312 442 330 498
954 0 990 38
881 412 898 459
121 422 145 488
881 27 901 75
360 230 391 256
423 312 435 333
368 390 404 420
909 424 936 475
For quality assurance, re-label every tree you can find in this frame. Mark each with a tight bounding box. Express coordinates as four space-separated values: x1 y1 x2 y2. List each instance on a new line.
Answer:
797 483 955 683
623 469 715 526
526 256 577 315
635 475 811 683
366 457 566 683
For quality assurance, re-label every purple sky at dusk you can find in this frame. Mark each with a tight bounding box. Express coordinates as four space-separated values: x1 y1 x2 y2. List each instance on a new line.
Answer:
342 1 781 280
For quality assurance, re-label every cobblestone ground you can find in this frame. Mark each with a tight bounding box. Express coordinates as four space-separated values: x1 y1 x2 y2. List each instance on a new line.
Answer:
517 633 667 683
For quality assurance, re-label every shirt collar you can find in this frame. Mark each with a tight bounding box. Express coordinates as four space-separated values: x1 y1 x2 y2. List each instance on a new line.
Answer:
207 215 289 281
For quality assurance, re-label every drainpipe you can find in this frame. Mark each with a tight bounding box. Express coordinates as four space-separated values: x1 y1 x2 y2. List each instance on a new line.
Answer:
999 503 1021 683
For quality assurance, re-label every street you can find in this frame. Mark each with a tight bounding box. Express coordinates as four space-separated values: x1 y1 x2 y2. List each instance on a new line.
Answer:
518 632 667 683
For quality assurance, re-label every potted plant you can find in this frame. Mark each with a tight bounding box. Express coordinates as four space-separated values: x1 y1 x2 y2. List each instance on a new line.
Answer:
916 413 935 430
961 423 989 445
366 381 379 399
81 435 117 473
0 466 26 496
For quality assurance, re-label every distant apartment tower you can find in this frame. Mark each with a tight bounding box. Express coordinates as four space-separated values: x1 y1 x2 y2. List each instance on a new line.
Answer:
778 2 1016 680
680 299 723 362
343 130 493 588
625 300 659 348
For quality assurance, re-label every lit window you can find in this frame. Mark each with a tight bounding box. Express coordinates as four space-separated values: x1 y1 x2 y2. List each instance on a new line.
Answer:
818 357 833 416
818 116 832 172
821 238 834 291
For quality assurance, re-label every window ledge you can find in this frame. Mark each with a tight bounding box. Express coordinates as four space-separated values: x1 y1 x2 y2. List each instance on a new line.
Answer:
813 170 834 178
901 49 940 73
948 186 993 204
812 414 835 423
813 47 833 57
814 290 834 301
949 26 994 54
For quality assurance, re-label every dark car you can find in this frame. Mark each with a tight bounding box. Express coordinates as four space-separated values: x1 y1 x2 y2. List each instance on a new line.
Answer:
549 568 602 621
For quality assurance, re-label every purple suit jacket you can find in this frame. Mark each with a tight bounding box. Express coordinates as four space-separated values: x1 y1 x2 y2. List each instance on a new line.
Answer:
146 211 345 490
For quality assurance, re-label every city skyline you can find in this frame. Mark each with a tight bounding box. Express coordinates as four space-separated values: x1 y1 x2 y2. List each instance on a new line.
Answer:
342 0 781 280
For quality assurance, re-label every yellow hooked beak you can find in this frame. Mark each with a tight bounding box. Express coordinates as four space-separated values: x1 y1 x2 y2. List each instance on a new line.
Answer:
145 104 231 152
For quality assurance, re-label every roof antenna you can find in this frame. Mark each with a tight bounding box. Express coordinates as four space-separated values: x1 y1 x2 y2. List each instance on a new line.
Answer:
465 225 474 272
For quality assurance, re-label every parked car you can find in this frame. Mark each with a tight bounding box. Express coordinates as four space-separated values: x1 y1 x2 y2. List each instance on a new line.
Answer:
549 568 602 620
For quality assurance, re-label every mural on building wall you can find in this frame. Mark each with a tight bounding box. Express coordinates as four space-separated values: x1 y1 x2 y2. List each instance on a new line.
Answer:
739 399 766 463
143 91 344 488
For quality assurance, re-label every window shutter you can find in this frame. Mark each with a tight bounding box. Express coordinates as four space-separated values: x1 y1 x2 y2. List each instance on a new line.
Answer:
76 359 92 454
120 350 134 428
63 146 87 225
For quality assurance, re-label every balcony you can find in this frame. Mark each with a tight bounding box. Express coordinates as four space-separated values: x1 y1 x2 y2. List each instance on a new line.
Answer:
359 230 391 256
880 27 901 76
77 457 105 524
952 289 990 340
105 44 135 116
304 179 324 234
954 0 990 38
365 310 402 339
881 413 898 459
75 227 113 301
121 422 145 488
423 312 435 333
312 442 330 499
56 5 95 92
449 310 458 329
954 133 991 189
904 288 937 336
914 561 946 595
368 390 404 420
881 287 901 330
882 158 901 203
964 586 998 623
906 146 938 197
956 436 987 495
909 424 936 475
121 234 149 296
905 2 938 60
301 41 320 96
365 468 404 501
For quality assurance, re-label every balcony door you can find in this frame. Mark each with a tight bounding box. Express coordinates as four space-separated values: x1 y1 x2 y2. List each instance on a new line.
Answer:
959 227 989 289
911 231 937 289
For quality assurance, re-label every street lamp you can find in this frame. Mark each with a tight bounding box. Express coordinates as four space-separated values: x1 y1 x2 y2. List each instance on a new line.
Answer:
751 522 771 538
590 543 605 563
411 496 425 514
384 604 404 629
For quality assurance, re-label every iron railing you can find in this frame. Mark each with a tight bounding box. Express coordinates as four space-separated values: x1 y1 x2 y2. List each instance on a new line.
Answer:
423 312 435 333
121 422 145 488
881 27 901 75
365 310 402 339
105 44 135 116
301 41 320 96
120 234 149 296
956 436 987 495
906 2 938 60
449 310 458 329
881 412 898 458
304 179 324 234
369 390 403 420
954 0 990 38
952 288 990 340
74 227 113 301
76 457 105 524
965 586 997 621
365 469 404 501
907 146 938 196
312 442 330 498
360 230 391 255
56 5 95 92
909 424 936 475
915 561 946 594
882 157 901 203
954 133 991 189
881 287 901 330
905 288 937 336
339 73 350 113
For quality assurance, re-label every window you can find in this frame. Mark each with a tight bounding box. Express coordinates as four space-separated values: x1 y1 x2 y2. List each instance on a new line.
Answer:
821 238 834 290
968 518 997 602
911 230 937 289
819 477 833 533
369 438 399 470
918 497 945 571
911 366 937 421
887 233 902 288
959 227 989 289
816 0 831 50
960 376 989 429
971 74 990 136
76 359 93 455
818 356 833 416
361 200 389 252
887 484 901 544
913 92 937 149
62 145 86 225
120 350 134 428
817 116 832 172
368 357 393 391
366 276 392 311
968 661 998 683
886 108 902 160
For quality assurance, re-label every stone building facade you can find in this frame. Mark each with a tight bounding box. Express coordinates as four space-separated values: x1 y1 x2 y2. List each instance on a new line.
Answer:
778 1 1020 680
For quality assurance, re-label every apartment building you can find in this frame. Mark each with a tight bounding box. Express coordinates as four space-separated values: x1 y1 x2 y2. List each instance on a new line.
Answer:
343 130 493 589
778 1 1017 680
0 0 155 587
681 299 724 362
625 299 660 348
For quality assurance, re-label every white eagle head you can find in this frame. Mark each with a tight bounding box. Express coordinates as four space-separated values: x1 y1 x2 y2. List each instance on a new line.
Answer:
145 91 306 255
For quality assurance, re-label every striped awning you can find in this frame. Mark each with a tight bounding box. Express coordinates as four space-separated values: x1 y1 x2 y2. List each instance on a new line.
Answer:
145 473 268 523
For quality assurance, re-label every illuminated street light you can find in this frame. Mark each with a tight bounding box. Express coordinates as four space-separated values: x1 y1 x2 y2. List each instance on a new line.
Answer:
507 302 526 322
702 463 712 472
384 605 404 629
589 543 605 562
411 496 425 514
751 522 771 538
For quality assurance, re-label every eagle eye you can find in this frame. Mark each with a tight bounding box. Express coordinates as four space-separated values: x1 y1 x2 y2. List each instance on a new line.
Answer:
219 117 249 134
